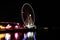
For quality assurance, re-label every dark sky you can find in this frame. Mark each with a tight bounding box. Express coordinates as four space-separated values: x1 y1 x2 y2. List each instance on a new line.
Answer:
0 0 59 28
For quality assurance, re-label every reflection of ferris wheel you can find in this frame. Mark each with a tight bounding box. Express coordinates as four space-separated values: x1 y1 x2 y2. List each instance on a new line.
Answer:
21 3 36 29
22 32 36 40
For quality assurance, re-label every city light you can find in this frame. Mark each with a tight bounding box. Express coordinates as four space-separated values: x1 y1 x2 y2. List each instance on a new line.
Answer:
0 3 37 40
15 25 19 29
0 25 5 29
6 24 12 29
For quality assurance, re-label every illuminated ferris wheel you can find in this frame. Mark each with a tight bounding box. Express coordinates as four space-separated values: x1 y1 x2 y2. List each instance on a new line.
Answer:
21 3 36 29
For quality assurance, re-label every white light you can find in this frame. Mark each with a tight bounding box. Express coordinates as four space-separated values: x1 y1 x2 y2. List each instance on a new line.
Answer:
5 33 11 40
17 23 19 25
27 32 34 38
26 23 35 28
44 27 48 29
15 25 19 29
14 33 18 39
6 24 11 29
26 23 30 28
23 32 36 40
29 14 31 17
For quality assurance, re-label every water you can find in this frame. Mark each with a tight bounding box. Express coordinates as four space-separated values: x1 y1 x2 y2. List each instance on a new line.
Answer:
0 31 36 40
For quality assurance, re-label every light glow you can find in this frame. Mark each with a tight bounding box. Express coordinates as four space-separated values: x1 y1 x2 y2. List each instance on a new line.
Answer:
29 14 31 17
5 33 11 40
14 33 19 39
27 32 34 37
43 27 48 29
6 24 12 29
23 32 36 40
15 25 19 29
0 33 5 39
26 23 35 28
0 25 5 29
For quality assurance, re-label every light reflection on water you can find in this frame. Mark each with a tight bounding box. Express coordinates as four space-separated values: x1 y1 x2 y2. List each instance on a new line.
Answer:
0 33 5 40
5 33 11 40
22 32 36 40
0 32 36 40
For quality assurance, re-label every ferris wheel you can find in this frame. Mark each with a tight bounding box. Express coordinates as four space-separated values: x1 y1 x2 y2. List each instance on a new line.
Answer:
21 3 36 29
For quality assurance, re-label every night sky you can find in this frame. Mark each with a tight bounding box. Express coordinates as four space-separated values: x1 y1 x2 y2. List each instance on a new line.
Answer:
0 0 59 28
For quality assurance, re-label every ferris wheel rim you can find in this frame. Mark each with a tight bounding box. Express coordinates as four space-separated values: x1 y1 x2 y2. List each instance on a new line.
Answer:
21 3 35 25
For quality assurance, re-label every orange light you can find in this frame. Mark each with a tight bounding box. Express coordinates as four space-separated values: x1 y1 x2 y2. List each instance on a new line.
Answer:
0 33 5 39
0 25 5 29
